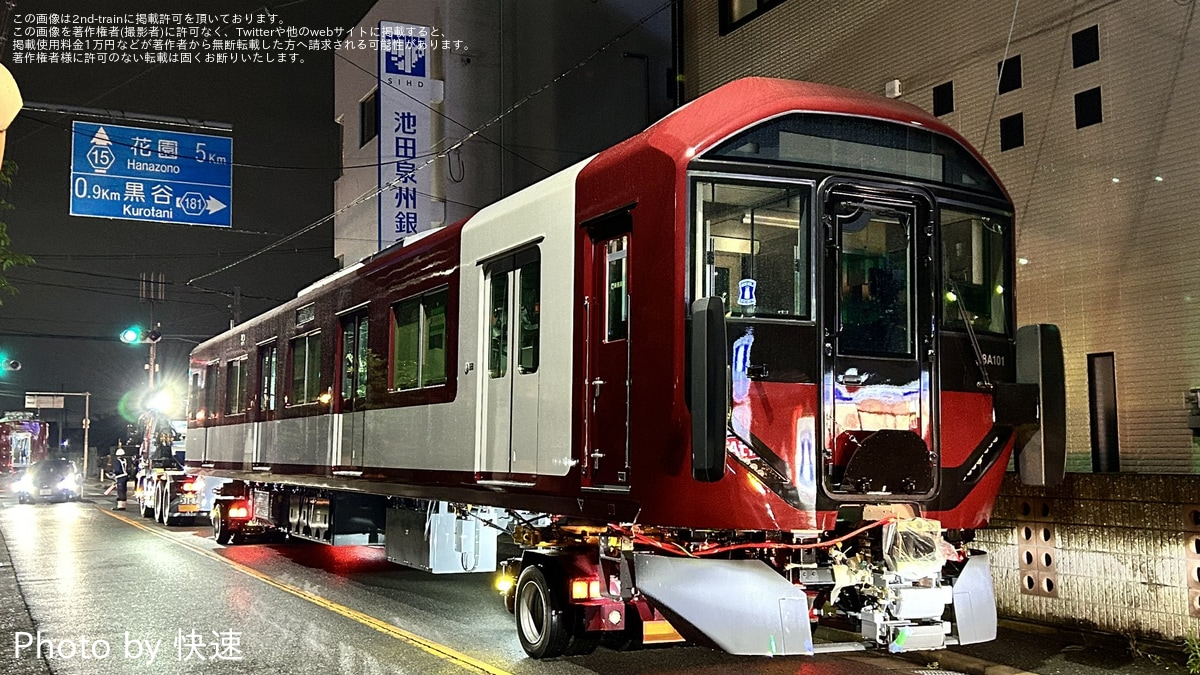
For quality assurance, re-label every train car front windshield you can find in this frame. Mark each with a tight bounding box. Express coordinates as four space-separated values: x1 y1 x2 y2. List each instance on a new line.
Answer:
706 112 1005 198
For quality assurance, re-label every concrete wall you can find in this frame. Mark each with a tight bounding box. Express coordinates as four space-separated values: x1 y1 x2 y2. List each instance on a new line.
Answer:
980 474 1200 641
334 0 672 266
683 0 1200 472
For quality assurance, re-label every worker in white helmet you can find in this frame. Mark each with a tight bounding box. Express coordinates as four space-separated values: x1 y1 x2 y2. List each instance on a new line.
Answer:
111 448 129 510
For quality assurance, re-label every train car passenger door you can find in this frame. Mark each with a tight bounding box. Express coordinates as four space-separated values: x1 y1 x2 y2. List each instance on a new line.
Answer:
821 186 937 499
582 220 632 490
481 248 541 477
336 310 369 467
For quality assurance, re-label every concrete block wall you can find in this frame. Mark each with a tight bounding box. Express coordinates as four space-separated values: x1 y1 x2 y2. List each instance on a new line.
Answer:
978 474 1200 640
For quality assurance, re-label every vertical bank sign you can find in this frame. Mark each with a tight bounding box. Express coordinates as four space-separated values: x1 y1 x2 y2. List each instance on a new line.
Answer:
69 121 233 228
378 21 433 249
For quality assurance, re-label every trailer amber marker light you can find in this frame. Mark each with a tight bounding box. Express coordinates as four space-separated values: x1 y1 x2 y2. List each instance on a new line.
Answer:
570 579 601 600
228 504 249 518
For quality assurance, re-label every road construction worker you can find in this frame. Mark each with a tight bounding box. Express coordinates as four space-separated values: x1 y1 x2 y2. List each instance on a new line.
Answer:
111 448 129 510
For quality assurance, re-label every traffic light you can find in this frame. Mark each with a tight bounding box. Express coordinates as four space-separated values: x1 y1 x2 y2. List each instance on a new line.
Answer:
0 350 19 374
119 326 162 344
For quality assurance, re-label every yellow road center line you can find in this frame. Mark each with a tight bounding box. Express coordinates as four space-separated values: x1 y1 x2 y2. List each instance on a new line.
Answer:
98 506 514 675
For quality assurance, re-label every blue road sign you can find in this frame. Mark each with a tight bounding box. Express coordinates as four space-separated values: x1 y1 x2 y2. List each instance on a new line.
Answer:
69 121 233 228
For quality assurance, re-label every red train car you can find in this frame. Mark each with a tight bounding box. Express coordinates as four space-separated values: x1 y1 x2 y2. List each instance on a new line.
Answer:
0 412 50 477
187 78 1064 658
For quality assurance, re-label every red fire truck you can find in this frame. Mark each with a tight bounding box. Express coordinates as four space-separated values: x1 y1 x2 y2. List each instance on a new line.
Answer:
0 412 49 479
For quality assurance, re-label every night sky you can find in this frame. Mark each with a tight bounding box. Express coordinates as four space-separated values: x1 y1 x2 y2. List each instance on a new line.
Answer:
0 1 378 445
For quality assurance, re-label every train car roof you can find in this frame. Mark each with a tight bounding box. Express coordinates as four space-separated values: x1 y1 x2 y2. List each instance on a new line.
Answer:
194 78 1004 355
598 77 1008 201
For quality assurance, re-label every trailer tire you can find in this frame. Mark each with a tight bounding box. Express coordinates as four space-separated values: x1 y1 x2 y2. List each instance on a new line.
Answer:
154 487 166 523
514 564 597 658
212 505 234 545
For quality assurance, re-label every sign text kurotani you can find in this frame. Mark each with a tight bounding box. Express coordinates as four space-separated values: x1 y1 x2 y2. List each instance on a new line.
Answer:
69 121 233 228
378 21 435 249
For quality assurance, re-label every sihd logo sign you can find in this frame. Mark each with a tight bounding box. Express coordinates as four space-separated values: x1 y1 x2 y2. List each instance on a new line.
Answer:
69 121 233 228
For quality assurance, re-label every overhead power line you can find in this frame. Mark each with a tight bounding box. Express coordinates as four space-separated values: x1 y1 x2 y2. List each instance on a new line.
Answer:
188 0 673 285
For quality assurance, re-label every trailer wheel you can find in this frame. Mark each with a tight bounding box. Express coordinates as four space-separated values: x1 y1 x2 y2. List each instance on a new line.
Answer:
154 487 166 524
212 504 234 545
159 486 178 526
514 564 597 658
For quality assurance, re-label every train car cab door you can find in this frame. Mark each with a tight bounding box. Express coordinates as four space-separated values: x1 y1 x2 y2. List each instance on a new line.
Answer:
336 309 369 468
821 186 938 500
481 248 541 477
582 218 632 490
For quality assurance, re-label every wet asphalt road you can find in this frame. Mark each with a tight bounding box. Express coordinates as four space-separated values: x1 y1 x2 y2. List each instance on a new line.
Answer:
0 482 1186 675
0 483 955 675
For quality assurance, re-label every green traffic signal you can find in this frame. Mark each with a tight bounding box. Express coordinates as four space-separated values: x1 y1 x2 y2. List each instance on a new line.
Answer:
119 326 162 344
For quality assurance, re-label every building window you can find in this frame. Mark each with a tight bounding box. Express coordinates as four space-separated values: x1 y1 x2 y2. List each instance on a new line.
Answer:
719 0 788 35
1075 87 1102 128
932 81 954 116
359 89 378 147
335 114 345 178
1072 25 1100 68
392 288 449 390
997 55 1022 94
259 343 277 413
999 113 1025 151
290 332 322 405
225 357 248 415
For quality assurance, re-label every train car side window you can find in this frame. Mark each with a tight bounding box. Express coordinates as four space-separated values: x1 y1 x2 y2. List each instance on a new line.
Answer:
695 180 811 319
422 290 448 386
225 357 248 415
518 258 540 373
188 370 202 421
606 238 628 340
259 343 278 412
340 312 370 401
204 363 219 419
489 274 509 378
941 208 1010 335
290 332 322 404
391 287 450 390
393 299 421 389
